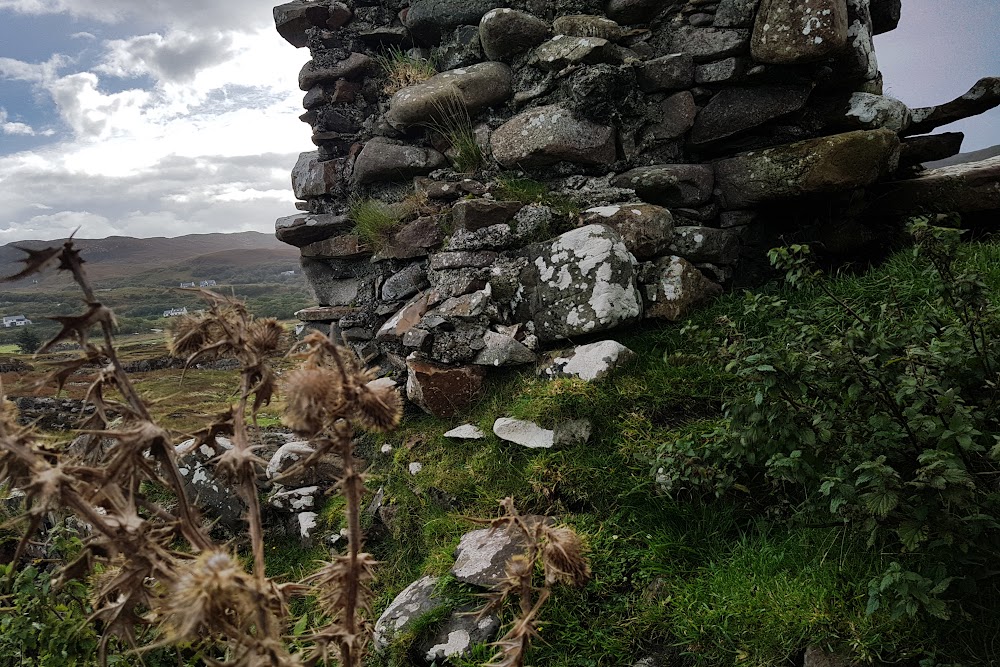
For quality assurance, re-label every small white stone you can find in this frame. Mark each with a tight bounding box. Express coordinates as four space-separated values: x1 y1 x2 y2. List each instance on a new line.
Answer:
444 424 486 439
381 444 394 454
493 418 554 448
409 462 423 475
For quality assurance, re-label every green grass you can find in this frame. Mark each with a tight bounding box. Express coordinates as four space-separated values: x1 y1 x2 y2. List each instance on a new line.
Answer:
425 93 485 174
349 198 405 251
375 47 436 95
0 343 20 354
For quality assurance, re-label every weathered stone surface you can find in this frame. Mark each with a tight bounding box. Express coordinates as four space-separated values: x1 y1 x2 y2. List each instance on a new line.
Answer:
444 224 515 252
295 305 358 321
420 608 501 663
300 233 366 259
452 199 524 231
518 225 642 342
539 340 636 382
669 226 741 264
580 204 675 260
640 255 723 320
695 57 746 84
691 84 812 145
870 156 1000 216
821 92 912 133
644 91 697 142
430 286 491 319
434 24 485 71
905 78 1000 137
553 15 626 40
669 26 750 62
635 53 695 92
713 128 901 208
176 438 245 530
714 0 761 28
429 251 498 270
479 8 551 62
275 212 350 247
386 62 512 130
870 0 901 35
751 0 849 64
404 0 503 45
353 140 446 184
834 0 878 84
382 262 429 302
473 331 536 366
376 217 445 260
533 35 614 71
406 355 485 417
268 486 319 512
377 292 436 343
273 0 329 48
554 419 593 448
452 518 552 589
291 151 339 199
298 53 376 90
300 263 362 307
493 418 554 448
606 0 668 24
444 424 486 439
373 576 442 651
267 441 345 487
491 105 617 168
612 164 715 207
898 133 965 168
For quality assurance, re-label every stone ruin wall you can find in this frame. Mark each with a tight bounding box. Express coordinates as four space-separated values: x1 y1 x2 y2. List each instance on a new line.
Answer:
270 0 1000 416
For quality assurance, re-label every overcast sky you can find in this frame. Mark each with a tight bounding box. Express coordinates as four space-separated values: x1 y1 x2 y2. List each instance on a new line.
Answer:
0 0 998 244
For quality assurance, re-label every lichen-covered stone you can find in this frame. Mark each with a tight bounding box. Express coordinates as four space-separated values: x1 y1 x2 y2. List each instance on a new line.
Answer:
691 84 812 145
420 609 501 663
291 151 339 199
518 225 642 341
300 233 366 259
275 212 350 247
580 203 675 260
381 262 429 302
668 226 742 264
644 91 697 142
373 576 442 651
751 0 849 64
386 62 513 129
473 331 536 366
479 8 551 62
713 128 900 208
640 255 724 321
905 77 1000 136
353 139 446 184
612 164 715 207
491 105 616 168
553 14 626 41
870 156 1000 216
539 340 636 381
532 35 614 71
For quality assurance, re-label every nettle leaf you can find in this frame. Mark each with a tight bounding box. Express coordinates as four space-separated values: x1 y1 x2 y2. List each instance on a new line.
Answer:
897 521 929 551
862 490 899 518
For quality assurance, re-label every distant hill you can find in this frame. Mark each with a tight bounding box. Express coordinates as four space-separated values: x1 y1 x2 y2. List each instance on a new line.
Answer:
924 144 1000 169
0 231 299 289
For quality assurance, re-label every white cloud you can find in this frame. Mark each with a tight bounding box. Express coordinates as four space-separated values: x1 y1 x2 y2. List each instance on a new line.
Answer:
0 108 36 135
97 30 236 84
0 0 279 31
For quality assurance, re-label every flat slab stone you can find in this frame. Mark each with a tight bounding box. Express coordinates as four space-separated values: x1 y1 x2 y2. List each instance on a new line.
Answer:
905 77 1000 137
491 104 616 168
444 424 486 439
870 156 1000 216
751 0 849 64
353 140 446 184
612 164 715 207
899 133 965 168
533 35 613 71
691 84 812 145
273 0 330 48
298 53 376 90
668 26 750 62
713 128 900 208
386 62 513 129
295 305 359 321
275 212 350 247
493 417 554 449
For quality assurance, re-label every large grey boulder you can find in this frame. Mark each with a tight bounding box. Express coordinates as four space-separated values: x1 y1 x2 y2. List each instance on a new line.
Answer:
713 128 901 208
751 0 848 64
639 256 723 321
517 225 642 342
491 105 617 168
612 164 715 207
479 8 550 62
353 140 446 184
905 77 1000 137
690 84 812 145
474 331 536 367
291 151 340 199
580 204 675 260
404 0 503 45
386 62 513 129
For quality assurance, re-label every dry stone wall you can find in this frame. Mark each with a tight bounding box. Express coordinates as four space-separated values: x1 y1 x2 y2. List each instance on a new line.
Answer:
271 0 1000 417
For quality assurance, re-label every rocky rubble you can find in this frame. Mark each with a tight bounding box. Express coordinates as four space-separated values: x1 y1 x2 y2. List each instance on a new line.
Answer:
270 0 1000 417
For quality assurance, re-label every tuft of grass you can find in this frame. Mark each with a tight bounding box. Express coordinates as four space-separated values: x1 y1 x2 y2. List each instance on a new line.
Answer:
495 174 583 218
426 94 485 174
376 47 436 95
349 198 405 251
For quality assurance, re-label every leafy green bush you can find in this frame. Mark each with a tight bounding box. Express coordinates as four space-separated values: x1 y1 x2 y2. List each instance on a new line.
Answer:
656 221 1000 620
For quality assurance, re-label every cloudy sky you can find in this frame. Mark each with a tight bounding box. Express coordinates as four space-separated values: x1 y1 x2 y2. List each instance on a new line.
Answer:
0 0 998 244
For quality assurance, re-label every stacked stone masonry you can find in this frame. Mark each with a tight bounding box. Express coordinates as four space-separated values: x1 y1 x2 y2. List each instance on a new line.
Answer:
272 0 1000 418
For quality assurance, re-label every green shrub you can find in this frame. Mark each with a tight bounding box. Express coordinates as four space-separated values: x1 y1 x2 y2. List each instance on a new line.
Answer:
349 198 404 250
656 221 1000 621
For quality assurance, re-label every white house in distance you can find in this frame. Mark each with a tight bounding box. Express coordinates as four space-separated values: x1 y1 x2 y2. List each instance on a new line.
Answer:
162 307 188 318
2 315 32 327
200 280 217 287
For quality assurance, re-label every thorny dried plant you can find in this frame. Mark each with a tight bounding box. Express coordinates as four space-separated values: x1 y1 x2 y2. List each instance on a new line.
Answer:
477 497 591 667
0 240 402 666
